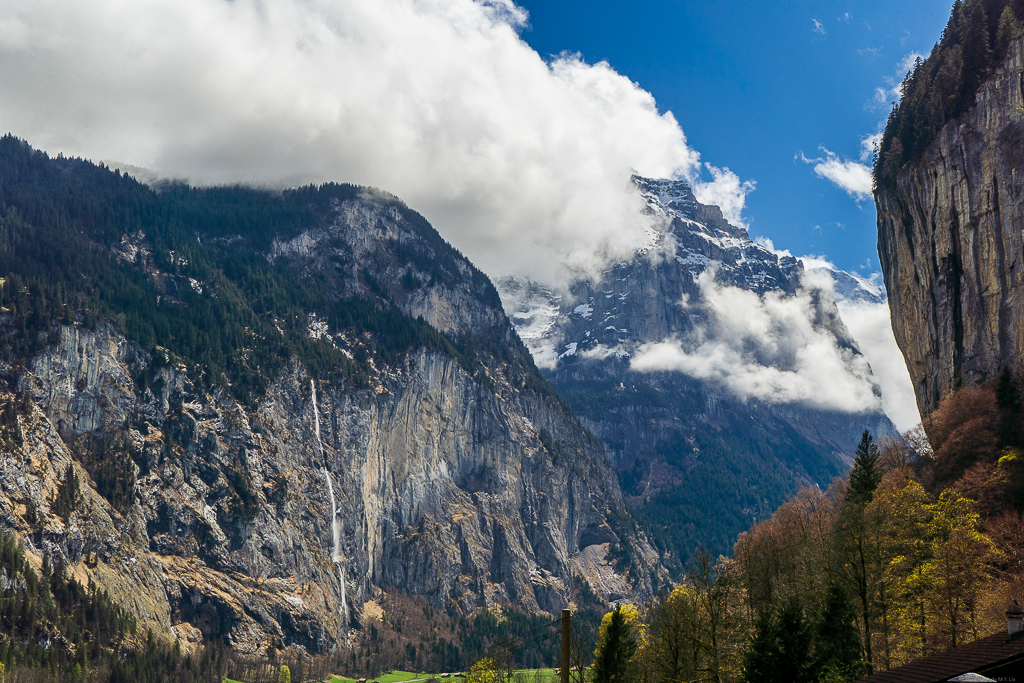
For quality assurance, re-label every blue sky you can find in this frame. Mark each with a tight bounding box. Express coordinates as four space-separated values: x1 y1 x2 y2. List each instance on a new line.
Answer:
514 0 952 274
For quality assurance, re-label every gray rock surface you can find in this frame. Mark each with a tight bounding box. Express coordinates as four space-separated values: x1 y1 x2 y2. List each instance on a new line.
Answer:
875 37 1024 417
0 188 663 656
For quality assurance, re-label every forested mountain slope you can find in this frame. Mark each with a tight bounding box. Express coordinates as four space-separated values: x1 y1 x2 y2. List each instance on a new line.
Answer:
0 136 664 660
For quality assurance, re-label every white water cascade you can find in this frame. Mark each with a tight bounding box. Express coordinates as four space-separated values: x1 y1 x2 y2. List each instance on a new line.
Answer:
312 381 350 627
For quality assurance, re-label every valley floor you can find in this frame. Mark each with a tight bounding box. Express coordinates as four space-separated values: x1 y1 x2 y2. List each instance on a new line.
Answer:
228 669 560 683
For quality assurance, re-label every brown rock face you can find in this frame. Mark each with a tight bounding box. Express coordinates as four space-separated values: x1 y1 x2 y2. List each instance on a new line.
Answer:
875 37 1024 419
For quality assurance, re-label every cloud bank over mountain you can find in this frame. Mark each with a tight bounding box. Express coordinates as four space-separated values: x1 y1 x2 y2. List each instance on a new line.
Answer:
0 0 919 427
833 296 920 430
0 0 751 286
630 268 884 415
752 240 919 430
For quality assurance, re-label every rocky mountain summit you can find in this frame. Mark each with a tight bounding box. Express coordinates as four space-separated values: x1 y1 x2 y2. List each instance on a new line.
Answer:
0 137 663 656
876 36 1024 418
499 176 894 559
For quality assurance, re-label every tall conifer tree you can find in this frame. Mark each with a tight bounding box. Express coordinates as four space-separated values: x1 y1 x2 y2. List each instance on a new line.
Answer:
742 610 778 683
592 605 637 683
848 430 882 505
813 580 864 679
742 600 813 683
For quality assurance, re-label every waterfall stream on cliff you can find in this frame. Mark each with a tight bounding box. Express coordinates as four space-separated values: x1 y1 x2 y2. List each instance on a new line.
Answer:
313 381 350 627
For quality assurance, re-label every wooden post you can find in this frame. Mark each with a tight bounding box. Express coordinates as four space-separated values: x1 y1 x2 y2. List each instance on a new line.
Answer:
561 609 571 683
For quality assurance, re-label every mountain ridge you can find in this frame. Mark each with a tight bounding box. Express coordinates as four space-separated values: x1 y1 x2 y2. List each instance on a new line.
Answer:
0 136 664 656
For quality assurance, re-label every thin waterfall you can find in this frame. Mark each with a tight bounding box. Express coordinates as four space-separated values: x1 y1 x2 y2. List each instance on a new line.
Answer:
326 472 342 562
311 380 323 457
313 380 350 627
324 468 350 626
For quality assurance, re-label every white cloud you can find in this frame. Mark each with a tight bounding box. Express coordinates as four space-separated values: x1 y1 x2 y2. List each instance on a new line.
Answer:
752 236 790 258
799 254 839 273
835 299 920 430
580 344 628 361
636 249 920 427
753 236 832 272
801 259 919 430
812 18 826 35
0 0 751 288
630 269 882 414
860 132 882 162
799 148 873 200
691 164 756 228
898 52 925 76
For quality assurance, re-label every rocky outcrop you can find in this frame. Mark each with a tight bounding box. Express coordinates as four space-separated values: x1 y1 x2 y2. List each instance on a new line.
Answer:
876 37 1024 417
0 164 664 656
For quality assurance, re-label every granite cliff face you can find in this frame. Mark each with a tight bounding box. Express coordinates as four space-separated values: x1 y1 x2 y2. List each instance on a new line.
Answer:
499 177 894 560
0 142 662 656
875 37 1024 418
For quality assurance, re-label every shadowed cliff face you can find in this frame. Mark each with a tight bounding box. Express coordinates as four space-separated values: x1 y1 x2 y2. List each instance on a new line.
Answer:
875 37 1024 419
0 146 664 656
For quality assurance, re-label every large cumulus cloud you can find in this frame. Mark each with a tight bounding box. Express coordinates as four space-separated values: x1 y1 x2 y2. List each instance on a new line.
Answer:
0 0 749 285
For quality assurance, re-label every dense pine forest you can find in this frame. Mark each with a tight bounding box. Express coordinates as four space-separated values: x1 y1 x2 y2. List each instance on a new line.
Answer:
875 0 1024 188
0 134 558 412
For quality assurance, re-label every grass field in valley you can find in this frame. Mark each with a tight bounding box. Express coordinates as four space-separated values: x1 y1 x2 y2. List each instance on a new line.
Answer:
323 668 559 682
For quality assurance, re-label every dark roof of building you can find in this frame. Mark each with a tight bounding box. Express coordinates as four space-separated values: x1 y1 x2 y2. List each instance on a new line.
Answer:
855 632 1024 683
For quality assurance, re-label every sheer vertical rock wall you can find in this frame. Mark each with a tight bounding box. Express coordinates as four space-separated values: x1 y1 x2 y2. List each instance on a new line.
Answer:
876 37 1024 417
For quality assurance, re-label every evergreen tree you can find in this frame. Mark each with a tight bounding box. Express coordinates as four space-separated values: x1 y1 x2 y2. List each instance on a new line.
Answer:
52 464 81 523
742 610 778 683
591 605 637 683
848 430 882 505
996 5 1022 57
880 135 904 185
996 368 1023 449
959 0 993 104
775 599 813 683
838 432 882 675
813 581 864 680
742 600 812 683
